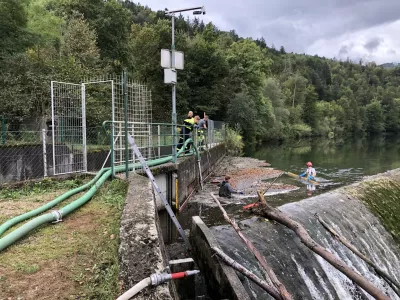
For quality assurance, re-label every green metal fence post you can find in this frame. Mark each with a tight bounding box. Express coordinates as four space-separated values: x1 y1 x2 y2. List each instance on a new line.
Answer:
111 123 115 178
123 70 129 180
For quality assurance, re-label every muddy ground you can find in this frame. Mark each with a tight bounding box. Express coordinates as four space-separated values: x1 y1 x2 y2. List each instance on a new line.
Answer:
186 156 298 207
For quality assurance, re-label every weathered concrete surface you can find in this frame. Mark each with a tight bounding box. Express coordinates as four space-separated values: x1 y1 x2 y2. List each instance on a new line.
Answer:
176 143 226 205
118 173 172 299
189 216 251 300
211 169 400 300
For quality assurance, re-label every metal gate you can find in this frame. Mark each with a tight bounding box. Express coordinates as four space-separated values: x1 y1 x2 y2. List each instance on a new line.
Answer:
51 81 86 175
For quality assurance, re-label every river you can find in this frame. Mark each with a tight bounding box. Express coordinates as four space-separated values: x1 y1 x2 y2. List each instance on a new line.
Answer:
245 135 400 204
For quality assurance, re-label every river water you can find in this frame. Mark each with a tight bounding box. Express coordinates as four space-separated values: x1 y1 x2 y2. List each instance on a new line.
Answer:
205 136 400 299
244 135 400 204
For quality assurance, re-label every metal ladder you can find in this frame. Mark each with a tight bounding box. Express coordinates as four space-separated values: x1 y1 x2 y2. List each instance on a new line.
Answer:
127 134 192 251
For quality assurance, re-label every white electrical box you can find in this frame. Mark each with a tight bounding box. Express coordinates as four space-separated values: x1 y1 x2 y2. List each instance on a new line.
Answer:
161 49 184 70
164 69 177 84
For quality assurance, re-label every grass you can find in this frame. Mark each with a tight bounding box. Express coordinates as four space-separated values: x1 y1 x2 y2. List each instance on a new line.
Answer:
0 177 87 200
359 179 400 246
13 263 40 274
0 178 128 300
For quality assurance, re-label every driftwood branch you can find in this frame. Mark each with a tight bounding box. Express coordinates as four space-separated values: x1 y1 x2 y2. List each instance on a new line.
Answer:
210 193 293 300
315 213 400 297
251 190 391 300
212 247 283 300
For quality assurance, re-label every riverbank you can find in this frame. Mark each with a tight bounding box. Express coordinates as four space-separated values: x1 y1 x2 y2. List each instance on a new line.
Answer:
185 156 298 207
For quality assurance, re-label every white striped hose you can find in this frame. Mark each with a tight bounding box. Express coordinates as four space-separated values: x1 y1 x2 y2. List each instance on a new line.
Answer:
116 270 200 300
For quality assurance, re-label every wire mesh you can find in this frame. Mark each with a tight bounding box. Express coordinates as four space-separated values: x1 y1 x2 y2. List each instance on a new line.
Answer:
0 131 46 185
51 81 86 175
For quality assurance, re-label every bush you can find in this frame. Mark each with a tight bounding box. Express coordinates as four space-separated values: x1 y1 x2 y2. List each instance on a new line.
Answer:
223 125 244 156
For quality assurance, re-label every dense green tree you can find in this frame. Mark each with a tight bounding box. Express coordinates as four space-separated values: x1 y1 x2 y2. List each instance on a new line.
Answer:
0 0 35 59
2 0 400 143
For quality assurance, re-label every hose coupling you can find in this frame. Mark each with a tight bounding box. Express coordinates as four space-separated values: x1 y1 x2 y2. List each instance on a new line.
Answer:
150 273 171 286
51 210 63 223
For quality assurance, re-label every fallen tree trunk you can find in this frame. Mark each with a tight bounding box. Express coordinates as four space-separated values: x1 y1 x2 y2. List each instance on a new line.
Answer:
315 213 400 297
212 247 283 300
210 193 293 300
251 191 390 300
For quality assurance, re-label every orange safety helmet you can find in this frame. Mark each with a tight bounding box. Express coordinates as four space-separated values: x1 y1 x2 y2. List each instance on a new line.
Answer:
306 161 312 167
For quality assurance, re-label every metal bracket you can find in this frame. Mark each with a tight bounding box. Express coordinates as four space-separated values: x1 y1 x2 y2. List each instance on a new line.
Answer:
127 134 192 251
51 210 63 223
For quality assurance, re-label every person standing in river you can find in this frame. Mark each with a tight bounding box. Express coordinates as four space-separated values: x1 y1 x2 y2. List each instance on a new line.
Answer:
299 161 316 181
218 176 243 198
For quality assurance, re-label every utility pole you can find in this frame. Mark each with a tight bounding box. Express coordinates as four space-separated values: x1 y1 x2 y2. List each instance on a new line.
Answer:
164 6 206 162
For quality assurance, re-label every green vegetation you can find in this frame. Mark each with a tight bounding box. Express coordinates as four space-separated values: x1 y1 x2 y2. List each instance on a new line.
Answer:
0 177 86 199
359 179 400 246
224 125 244 156
0 179 128 299
2 0 400 143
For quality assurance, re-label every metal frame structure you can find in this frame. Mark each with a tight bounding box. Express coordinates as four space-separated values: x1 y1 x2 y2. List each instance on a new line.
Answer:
165 5 205 163
127 134 192 251
51 73 152 178
51 81 86 175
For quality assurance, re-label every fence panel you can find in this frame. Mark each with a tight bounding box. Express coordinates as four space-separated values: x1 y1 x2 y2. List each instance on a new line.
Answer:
51 81 86 175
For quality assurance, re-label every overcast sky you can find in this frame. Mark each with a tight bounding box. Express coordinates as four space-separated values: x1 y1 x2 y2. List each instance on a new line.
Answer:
142 0 400 64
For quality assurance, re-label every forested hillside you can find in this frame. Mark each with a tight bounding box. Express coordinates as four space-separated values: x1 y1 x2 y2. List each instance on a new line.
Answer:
2 0 400 142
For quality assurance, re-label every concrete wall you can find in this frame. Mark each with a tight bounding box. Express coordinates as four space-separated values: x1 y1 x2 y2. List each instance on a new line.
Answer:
118 174 172 300
0 144 109 185
176 144 225 205
189 216 251 300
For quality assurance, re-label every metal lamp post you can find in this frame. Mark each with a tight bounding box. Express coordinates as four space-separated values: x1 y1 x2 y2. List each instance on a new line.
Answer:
164 6 206 162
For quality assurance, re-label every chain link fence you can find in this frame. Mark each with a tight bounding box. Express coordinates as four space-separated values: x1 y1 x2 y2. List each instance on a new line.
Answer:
0 120 225 185
0 127 109 185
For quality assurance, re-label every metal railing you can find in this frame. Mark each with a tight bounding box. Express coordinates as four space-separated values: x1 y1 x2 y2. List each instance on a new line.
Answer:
0 121 224 185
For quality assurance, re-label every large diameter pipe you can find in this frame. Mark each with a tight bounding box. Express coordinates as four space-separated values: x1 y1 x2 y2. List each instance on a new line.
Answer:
0 170 112 252
0 138 199 252
0 168 109 237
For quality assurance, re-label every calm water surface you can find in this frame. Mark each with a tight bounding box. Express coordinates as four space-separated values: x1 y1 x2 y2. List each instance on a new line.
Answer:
172 135 400 231
244 135 400 203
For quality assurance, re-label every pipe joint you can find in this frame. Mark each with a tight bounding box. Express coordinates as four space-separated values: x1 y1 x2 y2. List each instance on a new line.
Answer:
150 273 171 286
51 210 63 223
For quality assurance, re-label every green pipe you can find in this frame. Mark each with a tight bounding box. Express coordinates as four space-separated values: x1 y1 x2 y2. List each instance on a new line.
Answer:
0 213 55 252
0 170 112 252
0 168 109 237
0 138 198 252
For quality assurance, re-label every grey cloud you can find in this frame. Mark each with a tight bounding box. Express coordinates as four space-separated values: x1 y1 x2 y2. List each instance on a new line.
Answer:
364 37 383 52
338 45 350 57
144 0 400 61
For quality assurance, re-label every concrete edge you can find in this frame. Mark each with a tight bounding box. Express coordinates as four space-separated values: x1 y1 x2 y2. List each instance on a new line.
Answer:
189 216 251 300
118 173 173 300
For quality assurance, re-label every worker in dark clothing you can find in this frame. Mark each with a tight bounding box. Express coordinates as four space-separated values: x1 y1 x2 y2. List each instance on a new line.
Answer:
218 176 243 198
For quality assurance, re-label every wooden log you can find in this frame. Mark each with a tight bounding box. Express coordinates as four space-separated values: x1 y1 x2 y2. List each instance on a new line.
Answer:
286 172 320 185
212 247 283 300
252 190 390 300
315 213 400 297
210 193 293 300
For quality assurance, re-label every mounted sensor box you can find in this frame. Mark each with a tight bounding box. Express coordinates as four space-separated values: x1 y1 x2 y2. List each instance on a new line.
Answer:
161 49 184 70
164 69 177 84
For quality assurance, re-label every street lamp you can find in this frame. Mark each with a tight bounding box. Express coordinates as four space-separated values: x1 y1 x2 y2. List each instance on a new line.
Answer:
164 6 206 162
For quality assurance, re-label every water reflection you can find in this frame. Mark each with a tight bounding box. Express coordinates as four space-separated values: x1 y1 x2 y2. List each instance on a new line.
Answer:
245 135 400 203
